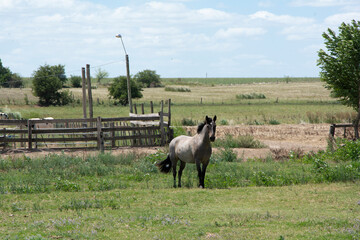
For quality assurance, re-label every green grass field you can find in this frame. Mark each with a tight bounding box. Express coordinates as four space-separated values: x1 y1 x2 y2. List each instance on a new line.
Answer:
1 149 359 239
1 77 360 239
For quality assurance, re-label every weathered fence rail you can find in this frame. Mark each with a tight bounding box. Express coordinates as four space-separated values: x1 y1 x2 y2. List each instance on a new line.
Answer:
329 123 355 139
0 100 172 152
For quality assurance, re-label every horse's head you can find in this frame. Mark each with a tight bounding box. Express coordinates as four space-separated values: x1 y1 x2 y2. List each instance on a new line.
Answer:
206 115 217 142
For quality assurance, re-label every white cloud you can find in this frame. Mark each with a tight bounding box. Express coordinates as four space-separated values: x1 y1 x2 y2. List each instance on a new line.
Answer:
215 27 266 38
250 11 314 25
324 12 360 26
258 0 272 8
281 24 324 40
195 8 231 20
291 0 357 7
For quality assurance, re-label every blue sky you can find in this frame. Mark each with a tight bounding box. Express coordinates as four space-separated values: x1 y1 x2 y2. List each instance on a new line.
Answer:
1 0 359 78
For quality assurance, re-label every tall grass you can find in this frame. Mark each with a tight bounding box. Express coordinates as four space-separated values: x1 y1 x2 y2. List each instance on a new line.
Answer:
161 77 320 86
1 139 359 194
213 134 266 148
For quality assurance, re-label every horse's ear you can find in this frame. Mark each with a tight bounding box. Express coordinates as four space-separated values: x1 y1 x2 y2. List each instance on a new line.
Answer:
213 115 217 122
205 115 212 124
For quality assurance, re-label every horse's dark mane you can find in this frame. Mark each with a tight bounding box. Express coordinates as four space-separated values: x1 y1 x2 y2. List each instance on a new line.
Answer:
197 122 206 134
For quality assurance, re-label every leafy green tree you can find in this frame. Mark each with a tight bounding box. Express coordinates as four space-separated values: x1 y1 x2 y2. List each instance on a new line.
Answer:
32 64 72 106
318 20 360 138
108 76 143 106
134 69 161 88
70 75 82 88
52 64 67 87
0 59 23 88
95 68 109 84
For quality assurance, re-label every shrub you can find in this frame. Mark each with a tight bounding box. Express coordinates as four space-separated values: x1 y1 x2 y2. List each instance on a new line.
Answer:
236 93 266 100
32 64 69 106
70 75 82 88
181 118 197 126
108 76 143 106
219 119 229 125
134 69 161 88
172 126 187 138
213 134 266 148
165 86 191 92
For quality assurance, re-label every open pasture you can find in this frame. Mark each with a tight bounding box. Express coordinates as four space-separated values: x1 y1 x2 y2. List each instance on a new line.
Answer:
0 81 354 125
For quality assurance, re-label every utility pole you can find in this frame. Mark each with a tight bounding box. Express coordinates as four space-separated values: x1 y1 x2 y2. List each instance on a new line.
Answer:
116 34 133 113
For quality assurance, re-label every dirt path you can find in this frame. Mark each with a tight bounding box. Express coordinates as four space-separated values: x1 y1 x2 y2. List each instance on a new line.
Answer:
2 124 331 160
185 124 330 159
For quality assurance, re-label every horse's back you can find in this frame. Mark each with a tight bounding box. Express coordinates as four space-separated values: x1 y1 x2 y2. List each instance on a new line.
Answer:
170 135 195 163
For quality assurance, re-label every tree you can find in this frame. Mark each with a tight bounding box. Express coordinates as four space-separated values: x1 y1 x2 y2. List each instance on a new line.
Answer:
108 76 143 106
95 68 109 84
32 64 72 106
134 69 161 88
0 59 23 88
52 64 67 87
318 20 360 138
70 75 82 88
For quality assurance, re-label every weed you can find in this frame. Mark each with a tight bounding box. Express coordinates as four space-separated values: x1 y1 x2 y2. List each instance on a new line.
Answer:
219 119 229 125
269 119 280 125
214 134 266 148
236 93 266 100
55 179 81 192
172 126 187 137
181 118 197 126
165 86 191 92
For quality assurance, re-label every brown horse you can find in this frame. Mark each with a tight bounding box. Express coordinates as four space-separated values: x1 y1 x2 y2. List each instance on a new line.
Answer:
157 115 217 188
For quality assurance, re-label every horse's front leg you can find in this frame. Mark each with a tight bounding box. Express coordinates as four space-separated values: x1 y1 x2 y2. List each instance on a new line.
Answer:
201 163 208 188
196 160 203 188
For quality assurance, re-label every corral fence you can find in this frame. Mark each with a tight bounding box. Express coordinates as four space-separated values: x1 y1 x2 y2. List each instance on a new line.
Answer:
329 123 355 140
0 100 172 152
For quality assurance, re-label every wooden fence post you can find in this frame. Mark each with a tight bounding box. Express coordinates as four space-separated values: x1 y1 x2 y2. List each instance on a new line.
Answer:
97 117 104 152
110 122 115 148
168 99 172 142
160 100 165 146
81 67 87 119
86 64 93 119
28 120 32 150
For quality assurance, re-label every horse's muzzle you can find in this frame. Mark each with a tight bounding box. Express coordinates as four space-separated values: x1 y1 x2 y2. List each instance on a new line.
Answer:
210 136 215 142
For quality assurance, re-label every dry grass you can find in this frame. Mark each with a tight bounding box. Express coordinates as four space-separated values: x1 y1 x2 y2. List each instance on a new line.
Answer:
0 82 334 106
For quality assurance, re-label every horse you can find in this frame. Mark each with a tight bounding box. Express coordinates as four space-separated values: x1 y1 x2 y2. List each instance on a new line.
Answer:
156 115 217 188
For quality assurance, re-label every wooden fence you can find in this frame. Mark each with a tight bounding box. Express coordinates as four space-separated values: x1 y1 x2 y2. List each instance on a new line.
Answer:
0 100 172 152
329 123 355 139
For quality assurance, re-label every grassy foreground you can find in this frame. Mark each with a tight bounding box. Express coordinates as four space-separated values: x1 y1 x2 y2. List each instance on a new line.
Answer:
1 182 359 239
0 147 360 239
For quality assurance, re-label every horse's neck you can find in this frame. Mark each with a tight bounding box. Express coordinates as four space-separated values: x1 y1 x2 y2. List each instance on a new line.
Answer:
196 127 210 146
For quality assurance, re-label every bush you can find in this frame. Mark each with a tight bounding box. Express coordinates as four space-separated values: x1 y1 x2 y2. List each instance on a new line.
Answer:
32 64 69 106
165 86 191 92
70 75 82 88
213 134 266 148
134 69 161 88
108 76 143 106
236 93 266 100
181 118 197 126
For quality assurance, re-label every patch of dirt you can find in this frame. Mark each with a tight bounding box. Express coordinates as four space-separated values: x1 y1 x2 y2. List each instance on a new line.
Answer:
185 123 330 159
2 124 331 160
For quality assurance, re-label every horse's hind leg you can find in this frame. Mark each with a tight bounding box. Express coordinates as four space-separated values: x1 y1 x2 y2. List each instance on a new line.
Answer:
172 159 178 188
178 161 186 188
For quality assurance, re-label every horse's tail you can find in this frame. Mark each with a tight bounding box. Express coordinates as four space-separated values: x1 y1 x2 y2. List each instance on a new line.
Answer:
156 155 172 173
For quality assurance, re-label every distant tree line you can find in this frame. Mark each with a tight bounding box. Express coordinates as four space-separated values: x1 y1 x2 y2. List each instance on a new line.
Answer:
0 59 161 107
